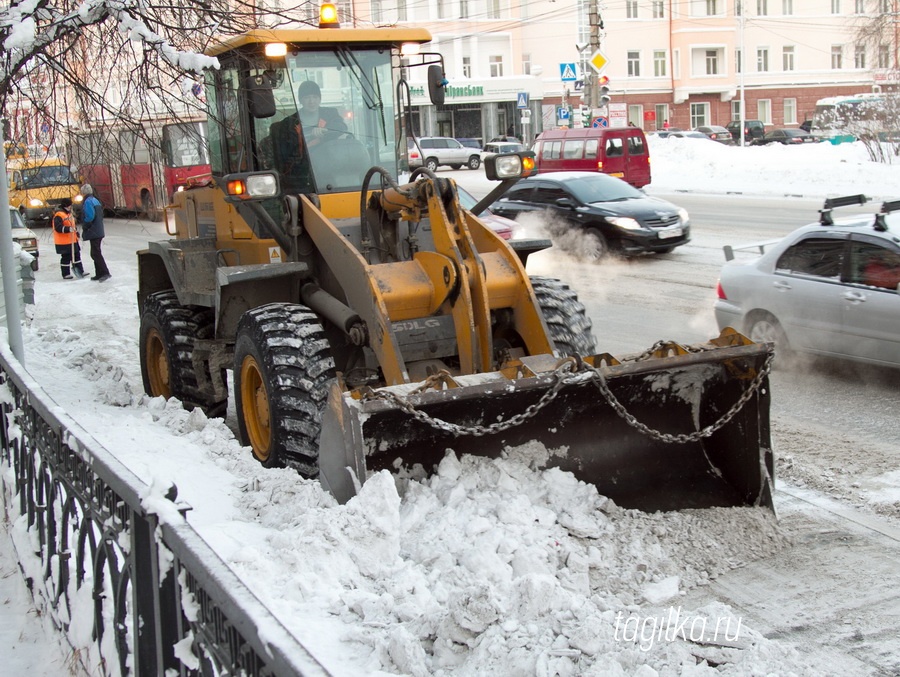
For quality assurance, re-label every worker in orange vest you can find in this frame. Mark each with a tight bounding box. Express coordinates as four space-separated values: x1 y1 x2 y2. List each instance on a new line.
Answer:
52 198 85 279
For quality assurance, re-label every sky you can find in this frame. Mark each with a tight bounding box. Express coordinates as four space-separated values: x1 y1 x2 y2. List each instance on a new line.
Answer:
1 137 899 677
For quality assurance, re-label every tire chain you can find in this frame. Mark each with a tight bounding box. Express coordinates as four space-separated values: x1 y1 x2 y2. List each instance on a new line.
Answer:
363 348 774 444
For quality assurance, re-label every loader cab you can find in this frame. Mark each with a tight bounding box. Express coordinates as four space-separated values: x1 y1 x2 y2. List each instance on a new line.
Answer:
203 23 444 219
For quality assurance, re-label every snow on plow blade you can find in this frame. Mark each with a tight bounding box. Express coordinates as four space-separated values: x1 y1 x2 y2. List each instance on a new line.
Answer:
319 331 774 513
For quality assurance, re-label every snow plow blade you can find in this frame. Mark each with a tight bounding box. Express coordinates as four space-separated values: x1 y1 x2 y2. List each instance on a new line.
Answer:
319 330 774 513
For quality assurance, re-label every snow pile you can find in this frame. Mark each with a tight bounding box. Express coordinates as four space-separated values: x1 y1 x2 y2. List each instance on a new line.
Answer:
646 138 900 200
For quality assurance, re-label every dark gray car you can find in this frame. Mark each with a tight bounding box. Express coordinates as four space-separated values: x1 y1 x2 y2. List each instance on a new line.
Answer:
490 171 690 259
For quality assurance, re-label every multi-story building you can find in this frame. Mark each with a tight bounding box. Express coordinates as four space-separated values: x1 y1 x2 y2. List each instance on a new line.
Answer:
371 0 898 138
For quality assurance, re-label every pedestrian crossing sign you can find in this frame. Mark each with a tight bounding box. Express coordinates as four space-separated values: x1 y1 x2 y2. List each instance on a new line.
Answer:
559 63 578 82
517 92 529 109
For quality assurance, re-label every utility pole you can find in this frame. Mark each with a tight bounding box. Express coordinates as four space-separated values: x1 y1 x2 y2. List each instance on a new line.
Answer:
587 0 601 108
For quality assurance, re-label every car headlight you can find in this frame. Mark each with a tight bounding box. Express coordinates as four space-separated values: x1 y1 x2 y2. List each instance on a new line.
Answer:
606 216 643 230
677 207 690 225
28 198 44 208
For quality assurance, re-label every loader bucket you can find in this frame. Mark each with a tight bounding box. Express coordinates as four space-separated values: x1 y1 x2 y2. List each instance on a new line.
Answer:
318 338 774 513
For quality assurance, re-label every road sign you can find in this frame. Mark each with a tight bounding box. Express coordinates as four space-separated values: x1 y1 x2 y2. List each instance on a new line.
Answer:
591 117 609 128
559 63 578 81
589 50 609 74
516 92 529 109
557 107 570 120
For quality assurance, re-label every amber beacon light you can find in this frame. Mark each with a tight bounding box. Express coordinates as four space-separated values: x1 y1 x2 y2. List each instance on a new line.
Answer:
319 3 340 27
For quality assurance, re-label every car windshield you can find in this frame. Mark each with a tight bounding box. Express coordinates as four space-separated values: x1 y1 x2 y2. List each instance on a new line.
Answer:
20 165 79 188
8 208 26 229
562 175 643 203
457 186 490 213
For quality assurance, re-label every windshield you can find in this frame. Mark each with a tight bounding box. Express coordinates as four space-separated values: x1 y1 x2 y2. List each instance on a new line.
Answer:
162 122 210 168
247 47 403 196
565 175 642 203
21 165 79 188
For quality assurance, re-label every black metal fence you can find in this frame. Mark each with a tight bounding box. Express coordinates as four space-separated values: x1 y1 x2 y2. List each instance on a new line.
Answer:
0 344 333 677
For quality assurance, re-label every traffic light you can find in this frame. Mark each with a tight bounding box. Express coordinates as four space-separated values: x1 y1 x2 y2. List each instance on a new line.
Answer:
598 85 611 106
580 104 591 125
598 75 611 106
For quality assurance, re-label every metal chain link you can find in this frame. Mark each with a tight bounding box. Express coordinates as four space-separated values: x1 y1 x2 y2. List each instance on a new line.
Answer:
366 359 580 437
583 351 775 443
363 351 774 444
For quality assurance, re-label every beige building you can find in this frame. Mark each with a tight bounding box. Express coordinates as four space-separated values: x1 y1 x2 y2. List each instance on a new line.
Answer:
359 0 898 136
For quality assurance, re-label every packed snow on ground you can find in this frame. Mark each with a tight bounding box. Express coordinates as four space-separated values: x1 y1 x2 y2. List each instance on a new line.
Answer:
2 138 899 676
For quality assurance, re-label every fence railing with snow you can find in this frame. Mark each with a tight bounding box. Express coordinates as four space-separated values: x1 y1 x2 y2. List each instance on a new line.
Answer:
0 344 331 677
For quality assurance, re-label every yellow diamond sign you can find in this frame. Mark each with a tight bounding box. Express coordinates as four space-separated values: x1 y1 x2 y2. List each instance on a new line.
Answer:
590 49 609 74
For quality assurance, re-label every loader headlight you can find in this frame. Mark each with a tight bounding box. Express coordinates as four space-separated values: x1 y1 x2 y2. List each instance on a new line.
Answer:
28 198 45 208
484 151 537 181
225 172 280 201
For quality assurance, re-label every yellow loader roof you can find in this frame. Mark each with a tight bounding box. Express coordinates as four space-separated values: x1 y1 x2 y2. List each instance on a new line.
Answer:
206 27 433 57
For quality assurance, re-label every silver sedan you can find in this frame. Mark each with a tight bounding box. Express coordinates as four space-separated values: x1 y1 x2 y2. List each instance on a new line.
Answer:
714 197 900 368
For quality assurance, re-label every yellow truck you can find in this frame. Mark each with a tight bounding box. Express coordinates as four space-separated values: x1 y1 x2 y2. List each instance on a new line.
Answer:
7 156 83 227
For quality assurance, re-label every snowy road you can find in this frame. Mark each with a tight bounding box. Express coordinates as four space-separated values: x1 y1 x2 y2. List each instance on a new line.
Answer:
4 140 900 675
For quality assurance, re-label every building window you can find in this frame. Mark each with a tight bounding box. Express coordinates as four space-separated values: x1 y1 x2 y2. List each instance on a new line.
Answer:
736 48 742 73
757 0 767 15
735 0 742 15
398 0 407 21
690 102 709 128
654 50 667 77
879 0 889 11
879 44 890 68
626 0 638 18
655 104 669 130
462 56 471 78
854 0 864 11
706 0 720 15
487 0 500 19
784 98 797 124
783 45 794 70
731 100 742 121
628 104 643 127
855 45 866 68
832 45 843 69
522 53 532 75
372 0 383 21
437 0 446 18
673 49 681 78
628 51 641 76
782 0 792 13
706 50 719 74
460 0 469 18
652 1 665 18
757 99 772 124
489 55 503 77
831 0 840 12
757 47 769 72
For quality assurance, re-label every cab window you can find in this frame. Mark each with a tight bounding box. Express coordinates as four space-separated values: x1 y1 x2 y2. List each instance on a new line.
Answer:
563 140 583 159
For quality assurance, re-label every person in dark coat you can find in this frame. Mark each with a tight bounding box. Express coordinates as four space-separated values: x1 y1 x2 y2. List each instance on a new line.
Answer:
271 80 348 193
79 184 111 281
52 198 84 279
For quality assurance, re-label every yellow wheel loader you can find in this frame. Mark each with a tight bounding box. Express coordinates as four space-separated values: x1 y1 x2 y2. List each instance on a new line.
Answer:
138 6 775 512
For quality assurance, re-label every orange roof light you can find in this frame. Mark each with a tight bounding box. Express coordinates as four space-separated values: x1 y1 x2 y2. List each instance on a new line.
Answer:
319 3 340 28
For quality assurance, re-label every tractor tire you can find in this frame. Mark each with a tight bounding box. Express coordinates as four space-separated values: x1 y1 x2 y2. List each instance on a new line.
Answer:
530 276 596 357
139 290 227 417
233 304 336 477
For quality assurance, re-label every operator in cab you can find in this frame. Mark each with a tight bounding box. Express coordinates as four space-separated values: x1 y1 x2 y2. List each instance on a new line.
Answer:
271 80 348 193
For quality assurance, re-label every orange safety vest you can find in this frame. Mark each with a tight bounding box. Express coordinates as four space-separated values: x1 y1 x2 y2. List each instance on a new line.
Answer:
52 209 77 246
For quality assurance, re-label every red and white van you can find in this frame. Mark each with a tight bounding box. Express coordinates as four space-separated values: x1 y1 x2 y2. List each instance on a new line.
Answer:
532 127 651 188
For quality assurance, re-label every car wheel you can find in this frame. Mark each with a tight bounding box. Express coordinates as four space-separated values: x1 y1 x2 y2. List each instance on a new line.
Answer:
747 313 790 357
582 227 610 261
425 158 439 172
450 164 462 170
467 155 481 170
657 246 676 254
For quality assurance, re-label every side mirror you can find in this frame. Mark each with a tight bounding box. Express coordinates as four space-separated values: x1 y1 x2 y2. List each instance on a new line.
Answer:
555 197 577 209
244 74 276 119
427 65 446 106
